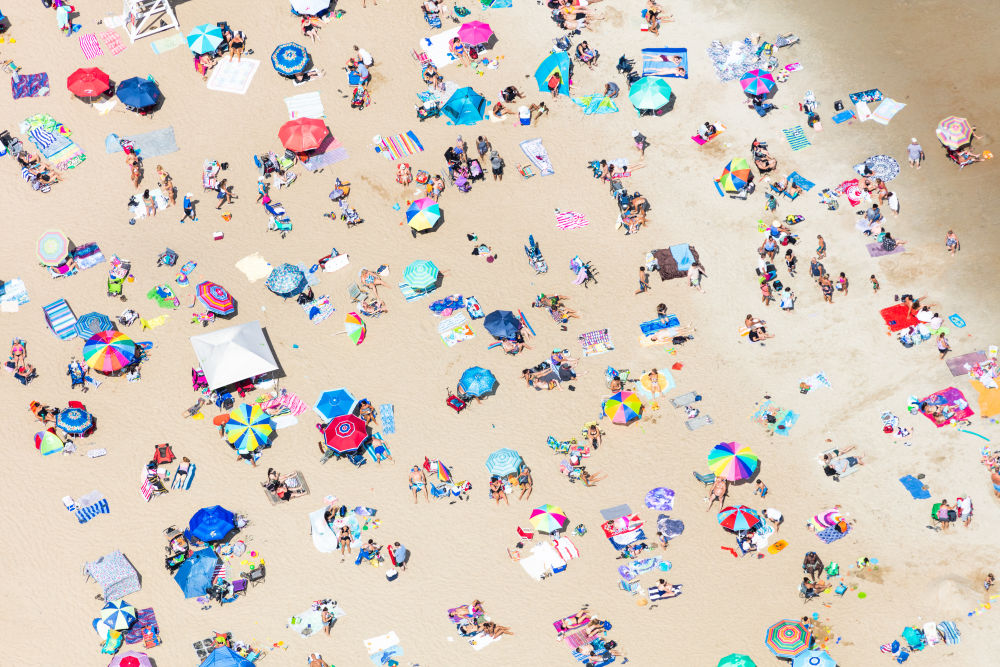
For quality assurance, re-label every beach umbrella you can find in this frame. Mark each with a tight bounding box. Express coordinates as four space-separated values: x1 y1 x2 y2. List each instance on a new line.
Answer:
116 77 160 109
344 312 366 345
187 505 236 542
402 260 439 290
67 67 110 97
764 619 811 659
442 87 487 125
83 331 138 373
740 69 776 96
75 311 115 339
529 504 569 534
35 430 64 455
37 230 69 266
196 281 236 316
708 442 759 481
279 118 328 152
198 646 256 667
57 405 94 435
485 448 522 477
483 310 521 339
720 158 752 192
225 403 273 454
405 198 441 231
718 654 756 667
604 391 643 424
644 487 675 511
266 263 306 296
458 20 494 46
717 505 762 532
174 548 220 598
187 23 224 55
290 0 331 15
628 77 672 111
315 388 357 421
100 599 137 631
459 366 497 397
792 650 836 667
534 51 571 96
322 414 368 454
271 41 310 76
109 651 154 667
935 115 973 149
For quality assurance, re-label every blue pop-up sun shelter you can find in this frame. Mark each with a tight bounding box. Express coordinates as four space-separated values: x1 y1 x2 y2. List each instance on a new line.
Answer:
199 646 257 667
535 51 570 96
442 87 486 125
174 548 220 598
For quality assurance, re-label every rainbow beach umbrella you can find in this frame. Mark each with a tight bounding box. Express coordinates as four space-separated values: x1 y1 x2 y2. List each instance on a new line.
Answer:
225 403 273 454
764 619 811 658
406 198 441 231
717 505 761 532
35 430 64 455
707 442 759 481
196 281 236 315
83 331 138 373
604 391 643 424
740 68 776 96
720 158 752 192
37 230 70 266
935 115 973 149
344 312 366 345
529 504 569 534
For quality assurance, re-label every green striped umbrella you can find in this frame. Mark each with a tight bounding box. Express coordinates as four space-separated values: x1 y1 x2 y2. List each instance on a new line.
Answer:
402 260 439 290
718 654 756 667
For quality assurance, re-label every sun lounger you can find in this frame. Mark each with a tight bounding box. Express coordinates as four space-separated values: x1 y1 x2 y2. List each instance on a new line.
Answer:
684 415 713 430
671 391 698 408
692 471 716 485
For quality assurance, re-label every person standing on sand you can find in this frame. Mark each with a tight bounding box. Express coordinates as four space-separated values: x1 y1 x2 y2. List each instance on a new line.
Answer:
937 333 951 359
635 266 651 294
706 477 728 512
908 138 924 168
180 192 197 222
816 235 826 259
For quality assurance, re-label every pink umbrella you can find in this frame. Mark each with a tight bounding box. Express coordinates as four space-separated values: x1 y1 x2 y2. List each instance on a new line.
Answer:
109 652 153 667
740 69 776 97
457 20 494 46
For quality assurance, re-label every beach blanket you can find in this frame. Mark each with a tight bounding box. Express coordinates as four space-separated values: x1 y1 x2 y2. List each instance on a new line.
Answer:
235 254 272 282
43 299 78 339
871 98 905 125
653 245 700 280
374 131 423 160
151 33 185 55
899 475 931 499
206 58 259 94
73 243 105 270
656 514 685 541
801 371 832 391
867 242 905 258
99 30 127 56
30 128 71 158
421 27 461 68
849 89 883 104
782 125 811 150
303 136 350 171
618 557 662 582
644 487 674 511
0 278 29 308
832 109 855 124
484 0 513 7
21 113 85 170
691 123 726 145
787 171 815 191
379 404 396 434
571 94 619 115
300 295 335 323
880 304 919 332
555 210 589 230
520 137 554 176
129 188 169 218
641 47 688 78
74 491 110 524
124 608 156 644
579 329 613 356
439 312 475 347
649 584 683 601
836 179 864 207
171 464 195 489
105 127 179 158
285 91 326 119
639 315 680 336
919 387 974 427
398 282 428 302
946 351 988 377
706 39 767 82
600 504 633 522
816 526 850 544
520 541 567 580
552 537 580 561
79 34 104 60
289 604 346 638
11 73 50 99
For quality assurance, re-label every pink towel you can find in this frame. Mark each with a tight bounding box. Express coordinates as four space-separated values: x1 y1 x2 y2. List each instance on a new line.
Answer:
99 30 127 56
79 34 104 60
553 537 580 560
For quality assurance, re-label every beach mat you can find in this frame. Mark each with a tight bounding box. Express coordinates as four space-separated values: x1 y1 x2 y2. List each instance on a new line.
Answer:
124 608 157 644
379 404 396 434
151 33 185 54
420 27 461 68
946 350 987 377
899 475 931 499
685 415 713 430
206 58 260 94
285 91 326 119
787 171 815 191
867 242 905 258
374 131 424 161
300 295 335 323
816 526 850 544
264 471 309 504
871 98 905 125
880 304 919 331
520 137 554 176
12 73 50 99
235 253 272 282
556 210 589 230
600 504 632 521
782 125 811 150
99 30 127 56
106 127 179 158
79 34 104 60
832 109 855 124
303 135 350 171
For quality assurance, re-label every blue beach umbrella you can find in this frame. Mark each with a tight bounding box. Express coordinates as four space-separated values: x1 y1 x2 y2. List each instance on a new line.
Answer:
57 406 94 435
315 388 357 421
459 366 497 397
483 310 521 339
271 42 310 76
266 263 306 296
628 76 672 112
485 448 522 477
100 599 137 631
402 260 439 290
116 77 160 109
442 87 486 125
75 311 114 339
187 24 224 55
187 505 236 542
534 51 570 96
792 650 836 667
174 548 220 598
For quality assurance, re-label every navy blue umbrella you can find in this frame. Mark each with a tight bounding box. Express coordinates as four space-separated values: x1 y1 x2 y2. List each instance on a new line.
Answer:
483 310 522 339
174 548 220 598
116 77 160 108
187 505 236 542
271 42 310 76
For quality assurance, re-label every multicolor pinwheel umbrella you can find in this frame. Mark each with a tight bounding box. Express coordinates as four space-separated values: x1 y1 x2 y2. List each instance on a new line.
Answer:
935 115 973 149
83 331 138 373
57 406 93 435
345 312 366 345
187 23 224 55
740 69 776 96
196 281 236 315
279 118 328 152
708 442 759 481
402 260 439 291
764 619 811 658
406 198 441 231
67 67 110 97
75 311 114 339
485 448 522 477
315 388 357 421
628 76 673 112
459 366 497 397
717 505 762 532
720 158 752 192
792 650 836 667
37 230 69 266
604 391 643 424
529 504 569 534
225 403 274 454
266 263 306 296
271 41 310 76
458 20 494 46
718 654 756 667
187 505 236 542
101 599 137 631
321 414 368 454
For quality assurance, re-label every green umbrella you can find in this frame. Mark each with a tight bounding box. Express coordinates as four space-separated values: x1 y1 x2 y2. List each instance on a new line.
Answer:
718 654 756 667
402 260 440 291
628 77 672 111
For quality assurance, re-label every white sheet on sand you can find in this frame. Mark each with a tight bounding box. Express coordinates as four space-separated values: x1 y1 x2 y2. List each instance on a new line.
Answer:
235 253 272 282
470 632 501 651
420 27 460 69
365 631 400 654
309 508 340 553
871 97 906 125
285 91 326 120
288 604 345 638
519 541 566 580
129 188 169 219
854 100 872 122
520 137 555 176
322 254 350 273
206 58 260 95
552 537 580 561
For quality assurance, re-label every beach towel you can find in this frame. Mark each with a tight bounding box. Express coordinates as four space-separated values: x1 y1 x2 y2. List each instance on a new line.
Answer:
579 329 613 356
555 210 589 230
871 98 905 125
398 282 428 302
691 123 726 145
74 491 110 524
656 514 685 541
835 179 864 207
79 34 104 60
832 109 855 124
206 58 260 95
289 603 345 637
867 242 905 258
571 94 619 115
124 608 156 644
105 127 179 158
235 253 272 283
73 243 105 270
899 475 931 499
600 504 633 522
644 487 674 511
617 556 660 580
421 27 461 68
880 304 920 332
440 312 475 347
801 371 832 391
937 621 960 644
99 30 127 56
552 537 580 561
782 125 811 150
946 351 987 377
919 387 974 426
30 127 70 157
303 136 350 171
151 33 185 55
0 278 29 307
300 295 335 323
639 316 679 337
641 47 688 78
520 137 554 176
171 464 195 489
706 39 768 82
11 73 50 99
285 91 326 119
485 0 513 7
649 584 682 601
849 89 883 104
129 188 169 218
43 299 78 340
787 171 815 191
816 526 850 544
373 131 424 160
379 404 396 434
669 244 695 271
308 507 340 553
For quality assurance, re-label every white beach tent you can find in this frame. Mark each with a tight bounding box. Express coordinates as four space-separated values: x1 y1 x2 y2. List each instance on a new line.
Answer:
190 321 278 390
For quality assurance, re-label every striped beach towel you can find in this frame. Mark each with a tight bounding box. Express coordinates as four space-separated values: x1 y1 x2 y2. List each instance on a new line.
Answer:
99 30 127 55
285 91 326 119
29 127 58 151
782 125 811 151
555 210 589 230
75 492 110 524
43 299 78 340
139 478 154 502
79 34 104 60
374 131 424 160
124 608 157 644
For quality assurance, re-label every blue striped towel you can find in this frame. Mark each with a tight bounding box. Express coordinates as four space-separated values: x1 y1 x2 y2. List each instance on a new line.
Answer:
787 171 815 191
75 492 110 524
782 126 811 151
30 127 58 150
379 404 396 434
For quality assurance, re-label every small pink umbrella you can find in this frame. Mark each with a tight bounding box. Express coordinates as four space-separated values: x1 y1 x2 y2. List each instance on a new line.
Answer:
457 20 494 46
109 652 153 667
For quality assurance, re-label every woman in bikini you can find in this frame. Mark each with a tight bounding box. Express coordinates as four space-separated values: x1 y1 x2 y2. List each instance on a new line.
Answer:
338 525 352 555
490 476 509 505
228 31 246 62
517 465 533 500
482 621 514 638
648 368 663 396
580 468 607 487
359 268 385 296
10 339 27 369
587 424 602 450
449 37 470 66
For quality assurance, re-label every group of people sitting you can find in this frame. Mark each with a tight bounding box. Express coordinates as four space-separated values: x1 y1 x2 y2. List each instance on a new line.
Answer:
551 0 606 32
489 463 533 504
521 347 579 390
555 607 627 664
15 148 61 191
192 23 249 79
531 293 580 328
262 468 308 502
450 600 515 640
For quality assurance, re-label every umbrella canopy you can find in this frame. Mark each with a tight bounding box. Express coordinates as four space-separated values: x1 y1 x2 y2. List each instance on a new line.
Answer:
717 505 762 532
37 230 70 266
604 391 643 424
279 118 328 152
290 0 331 15
483 310 521 339
535 51 571 96
708 442 759 481
174 548 220 598
792 650 836 667
187 23 224 54
718 654 756 667
402 260 440 290
190 321 279 391
67 67 110 97
529 504 569 534
57 406 93 435
459 366 497 397
36 430 64 455
83 331 138 373
405 198 441 231
765 619 811 658
315 388 357 421
344 312 366 345
442 87 487 125
322 414 368 454
458 20 494 46
720 158 752 192
271 41 310 76
629 77 672 111
188 505 236 542
225 403 274 454
936 115 973 149
75 311 115 339
740 69 776 96
109 651 154 667
196 281 236 315
100 599 137 631
199 646 256 667
485 448 522 477
266 263 307 296
116 77 160 109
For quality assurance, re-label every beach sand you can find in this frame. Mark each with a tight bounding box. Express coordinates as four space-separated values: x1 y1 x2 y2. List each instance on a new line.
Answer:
2 0 999 664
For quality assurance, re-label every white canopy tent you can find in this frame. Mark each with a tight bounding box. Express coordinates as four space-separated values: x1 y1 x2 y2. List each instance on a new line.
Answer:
123 0 179 42
190 321 278 390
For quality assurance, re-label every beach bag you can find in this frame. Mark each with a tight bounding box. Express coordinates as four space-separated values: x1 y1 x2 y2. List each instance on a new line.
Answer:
834 520 848 533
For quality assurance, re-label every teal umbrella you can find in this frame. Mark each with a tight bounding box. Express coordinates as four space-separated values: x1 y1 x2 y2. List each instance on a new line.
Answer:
442 87 486 125
187 24 224 55
629 77 672 112
485 448 522 476
402 260 439 290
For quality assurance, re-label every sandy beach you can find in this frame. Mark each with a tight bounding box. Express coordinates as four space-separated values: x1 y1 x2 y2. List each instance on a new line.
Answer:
2 0 1000 665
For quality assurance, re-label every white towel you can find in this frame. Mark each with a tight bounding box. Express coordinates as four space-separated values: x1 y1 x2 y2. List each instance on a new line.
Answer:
285 91 326 120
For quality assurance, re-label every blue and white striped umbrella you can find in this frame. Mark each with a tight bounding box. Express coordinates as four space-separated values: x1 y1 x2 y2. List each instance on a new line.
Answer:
101 599 137 631
271 42 310 76
402 260 440 291
266 263 306 296
485 448 523 477
187 24 224 55
459 366 497 397
57 407 94 435
75 311 115 339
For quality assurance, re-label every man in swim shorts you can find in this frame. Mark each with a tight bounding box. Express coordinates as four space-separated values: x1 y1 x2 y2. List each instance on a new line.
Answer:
409 466 428 503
